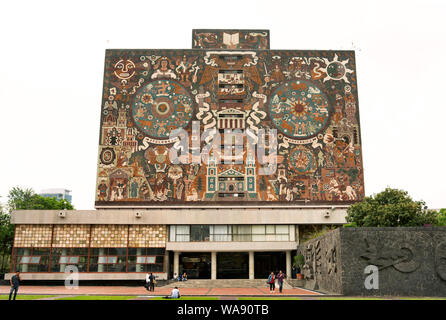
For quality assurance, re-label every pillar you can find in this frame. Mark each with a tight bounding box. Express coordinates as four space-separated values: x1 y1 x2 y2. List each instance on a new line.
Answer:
98 248 105 272
211 251 217 280
22 248 30 272
165 251 170 278
59 248 67 272
286 250 292 278
249 251 254 279
173 251 179 279
135 248 142 272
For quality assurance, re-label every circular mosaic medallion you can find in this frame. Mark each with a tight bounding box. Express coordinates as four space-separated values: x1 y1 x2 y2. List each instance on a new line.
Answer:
268 80 330 139
327 61 346 80
100 147 116 165
289 146 317 174
132 79 193 139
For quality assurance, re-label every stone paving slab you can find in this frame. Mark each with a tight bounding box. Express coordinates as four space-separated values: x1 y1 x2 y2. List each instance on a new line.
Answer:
0 285 321 296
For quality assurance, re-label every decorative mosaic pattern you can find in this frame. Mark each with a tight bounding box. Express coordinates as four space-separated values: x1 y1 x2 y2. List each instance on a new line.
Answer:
128 225 167 248
52 225 90 248
132 79 194 139
95 30 364 206
192 29 270 49
269 80 330 139
90 225 128 247
14 225 52 248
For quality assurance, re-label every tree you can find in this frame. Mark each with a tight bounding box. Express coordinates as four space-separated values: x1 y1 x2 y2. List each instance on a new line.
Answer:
346 187 438 227
0 203 14 273
1 187 74 273
438 208 446 226
7 186 74 211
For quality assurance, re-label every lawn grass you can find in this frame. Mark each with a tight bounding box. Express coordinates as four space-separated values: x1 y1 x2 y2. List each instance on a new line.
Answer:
239 297 302 300
319 297 384 300
150 296 219 300
57 295 135 300
399 297 446 300
0 295 57 300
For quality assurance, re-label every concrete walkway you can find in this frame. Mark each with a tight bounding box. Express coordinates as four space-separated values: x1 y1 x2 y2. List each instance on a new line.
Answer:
0 285 321 296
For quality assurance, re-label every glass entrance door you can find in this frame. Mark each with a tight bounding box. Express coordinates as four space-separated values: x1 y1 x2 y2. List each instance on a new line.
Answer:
254 252 286 279
217 252 249 279
180 252 211 279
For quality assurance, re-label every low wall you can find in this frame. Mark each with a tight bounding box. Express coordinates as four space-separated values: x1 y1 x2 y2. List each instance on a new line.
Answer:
299 227 446 296
298 228 342 294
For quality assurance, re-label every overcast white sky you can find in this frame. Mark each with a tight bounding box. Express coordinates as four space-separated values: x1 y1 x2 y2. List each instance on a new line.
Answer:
0 0 445 210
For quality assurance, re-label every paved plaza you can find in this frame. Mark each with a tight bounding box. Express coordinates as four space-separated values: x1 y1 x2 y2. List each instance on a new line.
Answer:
0 285 320 297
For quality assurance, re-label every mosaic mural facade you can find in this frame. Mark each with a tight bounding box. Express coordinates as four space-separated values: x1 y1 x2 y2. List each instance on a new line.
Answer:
95 30 364 206
13 225 167 248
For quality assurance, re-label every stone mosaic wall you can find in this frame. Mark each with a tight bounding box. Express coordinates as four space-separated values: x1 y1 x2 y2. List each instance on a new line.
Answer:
128 225 166 248
52 225 90 248
13 225 168 249
90 225 128 247
95 29 364 207
14 225 52 248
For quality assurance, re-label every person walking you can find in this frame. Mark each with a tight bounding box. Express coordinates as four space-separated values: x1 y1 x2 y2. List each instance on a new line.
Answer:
267 271 275 293
9 272 21 301
145 272 151 291
276 270 286 293
149 273 155 292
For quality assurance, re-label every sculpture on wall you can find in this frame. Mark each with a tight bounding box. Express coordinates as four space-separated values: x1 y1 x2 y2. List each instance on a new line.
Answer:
435 241 446 281
360 238 420 273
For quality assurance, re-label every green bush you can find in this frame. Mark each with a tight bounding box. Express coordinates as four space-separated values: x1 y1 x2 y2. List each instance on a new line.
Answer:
294 254 305 268
346 187 438 227
437 209 446 226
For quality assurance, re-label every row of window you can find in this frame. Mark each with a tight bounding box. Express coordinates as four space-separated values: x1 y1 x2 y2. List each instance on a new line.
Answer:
12 248 165 273
169 225 291 242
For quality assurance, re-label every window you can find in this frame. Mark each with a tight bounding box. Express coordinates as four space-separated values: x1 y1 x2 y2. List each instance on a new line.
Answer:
59 256 80 264
98 256 118 264
210 225 232 241
19 256 41 264
136 256 156 264
51 248 88 272
13 248 50 272
190 225 210 242
89 248 126 272
170 225 190 242
127 248 165 273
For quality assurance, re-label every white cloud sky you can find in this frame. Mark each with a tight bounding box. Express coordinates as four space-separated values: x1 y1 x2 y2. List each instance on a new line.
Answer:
0 0 445 209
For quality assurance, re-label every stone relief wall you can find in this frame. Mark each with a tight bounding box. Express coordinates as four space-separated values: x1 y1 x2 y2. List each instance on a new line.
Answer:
298 228 342 293
299 227 446 296
340 227 446 296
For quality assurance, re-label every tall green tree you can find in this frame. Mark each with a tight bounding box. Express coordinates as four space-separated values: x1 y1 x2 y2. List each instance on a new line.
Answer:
1 187 74 273
0 203 14 273
7 186 74 211
346 187 438 227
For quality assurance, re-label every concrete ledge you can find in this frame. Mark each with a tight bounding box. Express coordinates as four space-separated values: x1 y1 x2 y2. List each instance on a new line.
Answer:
11 207 348 225
5 272 167 281
166 241 297 252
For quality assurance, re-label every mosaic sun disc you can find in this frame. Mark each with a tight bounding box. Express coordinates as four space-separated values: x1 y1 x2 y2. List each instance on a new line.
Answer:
289 146 317 174
132 79 193 139
268 80 330 139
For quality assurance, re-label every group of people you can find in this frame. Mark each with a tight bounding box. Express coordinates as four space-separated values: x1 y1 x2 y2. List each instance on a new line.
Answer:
267 270 287 293
144 272 156 292
173 272 188 281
